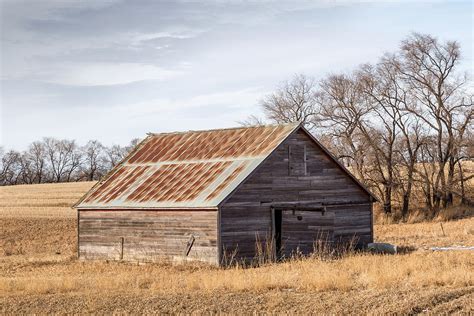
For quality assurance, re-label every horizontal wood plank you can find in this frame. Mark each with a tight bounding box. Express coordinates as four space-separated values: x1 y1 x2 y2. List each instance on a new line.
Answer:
79 210 218 264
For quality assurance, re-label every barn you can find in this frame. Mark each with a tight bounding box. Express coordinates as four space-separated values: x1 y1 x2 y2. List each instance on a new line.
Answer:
74 122 377 265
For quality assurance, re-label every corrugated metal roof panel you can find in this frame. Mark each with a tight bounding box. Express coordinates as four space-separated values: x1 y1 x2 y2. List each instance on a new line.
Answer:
76 123 300 209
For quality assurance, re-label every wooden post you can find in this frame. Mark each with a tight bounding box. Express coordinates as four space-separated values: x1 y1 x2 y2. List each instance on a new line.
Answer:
370 203 374 243
120 237 124 260
440 223 446 237
271 207 276 261
77 210 80 259
185 235 195 256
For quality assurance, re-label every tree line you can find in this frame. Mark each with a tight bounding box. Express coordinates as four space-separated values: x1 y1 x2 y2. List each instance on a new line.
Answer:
242 33 473 218
0 138 140 186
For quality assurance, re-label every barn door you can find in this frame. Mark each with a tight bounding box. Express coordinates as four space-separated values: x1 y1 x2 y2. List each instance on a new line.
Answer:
275 209 334 258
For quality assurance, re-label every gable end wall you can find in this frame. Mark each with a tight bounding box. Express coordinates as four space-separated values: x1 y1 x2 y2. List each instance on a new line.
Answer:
219 129 373 261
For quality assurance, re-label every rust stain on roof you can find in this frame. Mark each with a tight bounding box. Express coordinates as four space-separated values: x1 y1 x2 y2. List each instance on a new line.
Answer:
76 123 300 209
205 162 248 201
128 124 296 163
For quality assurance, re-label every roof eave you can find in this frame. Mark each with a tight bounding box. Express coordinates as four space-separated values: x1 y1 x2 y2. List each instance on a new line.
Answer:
72 135 154 209
76 206 219 211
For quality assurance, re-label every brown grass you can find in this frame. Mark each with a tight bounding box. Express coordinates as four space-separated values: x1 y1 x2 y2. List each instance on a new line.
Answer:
0 182 473 314
2 251 472 295
374 218 474 250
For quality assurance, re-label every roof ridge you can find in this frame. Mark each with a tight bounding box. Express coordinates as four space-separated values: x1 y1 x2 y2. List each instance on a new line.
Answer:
147 121 301 136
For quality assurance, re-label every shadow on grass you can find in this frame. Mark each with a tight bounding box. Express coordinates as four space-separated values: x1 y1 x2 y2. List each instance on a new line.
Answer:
396 245 417 254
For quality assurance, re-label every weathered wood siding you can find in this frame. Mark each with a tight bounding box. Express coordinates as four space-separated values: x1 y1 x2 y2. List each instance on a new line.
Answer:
281 209 335 257
332 204 372 246
220 129 373 260
79 209 218 264
220 205 271 260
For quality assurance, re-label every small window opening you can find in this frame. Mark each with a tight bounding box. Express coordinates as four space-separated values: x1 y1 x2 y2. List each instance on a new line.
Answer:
288 144 307 176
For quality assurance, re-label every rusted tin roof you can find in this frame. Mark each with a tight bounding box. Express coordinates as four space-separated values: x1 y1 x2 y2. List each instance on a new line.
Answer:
75 123 300 209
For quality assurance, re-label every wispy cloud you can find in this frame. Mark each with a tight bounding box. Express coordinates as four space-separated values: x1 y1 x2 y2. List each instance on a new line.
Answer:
37 62 184 86
118 87 265 117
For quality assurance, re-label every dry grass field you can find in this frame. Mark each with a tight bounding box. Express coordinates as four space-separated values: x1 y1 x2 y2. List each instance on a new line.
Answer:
1 182 473 314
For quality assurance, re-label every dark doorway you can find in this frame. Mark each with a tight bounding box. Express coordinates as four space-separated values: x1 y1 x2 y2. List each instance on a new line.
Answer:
273 209 282 258
272 207 335 259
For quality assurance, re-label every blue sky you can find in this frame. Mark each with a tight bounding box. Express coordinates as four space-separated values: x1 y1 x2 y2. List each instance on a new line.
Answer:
0 0 472 149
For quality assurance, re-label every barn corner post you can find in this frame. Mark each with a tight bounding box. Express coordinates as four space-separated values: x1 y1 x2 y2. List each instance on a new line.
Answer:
270 206 276 261
370 202 374 244
217 206 222 266
120 237 124 260
76 209 80 259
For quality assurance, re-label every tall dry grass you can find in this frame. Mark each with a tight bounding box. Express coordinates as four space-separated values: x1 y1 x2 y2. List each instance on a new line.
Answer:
1 251 472 296
374 205 474 225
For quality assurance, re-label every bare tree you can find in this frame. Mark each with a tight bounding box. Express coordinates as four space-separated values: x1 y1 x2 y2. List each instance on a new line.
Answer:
260 74 320 128
395 33 472 212
65 141 82 182
25 141 47 184
105 144 127 170
104 138 141 171
0 147 4 184
81 140 106 181
238 114 266 127
318 74 373 188
18 153 36 184
44 138 82 183
312 71 397 213
453 111 474 205
357 58 424 217
0 150 21 185
0 136 144 186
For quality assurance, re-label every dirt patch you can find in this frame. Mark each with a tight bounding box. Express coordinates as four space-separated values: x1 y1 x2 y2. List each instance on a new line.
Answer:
0 218 76 257
2 286 473 314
